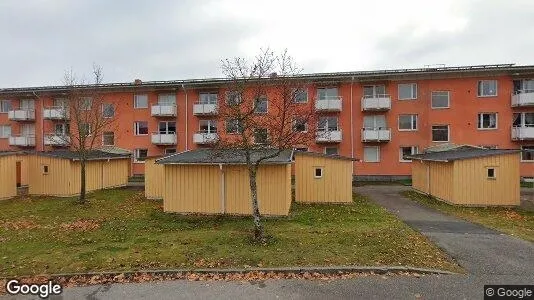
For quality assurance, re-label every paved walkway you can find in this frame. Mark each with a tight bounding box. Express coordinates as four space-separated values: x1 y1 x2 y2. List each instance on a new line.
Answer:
357 185 534 275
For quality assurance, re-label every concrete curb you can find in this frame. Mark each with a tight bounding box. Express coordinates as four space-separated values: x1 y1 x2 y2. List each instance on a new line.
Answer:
2 265 459 280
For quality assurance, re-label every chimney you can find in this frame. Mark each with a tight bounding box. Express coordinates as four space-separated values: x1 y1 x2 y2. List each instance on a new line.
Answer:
134 79 142 85
269 72 278 78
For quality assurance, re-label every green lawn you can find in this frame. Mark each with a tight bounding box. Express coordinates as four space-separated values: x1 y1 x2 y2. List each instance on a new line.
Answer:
403 191 534 242
0 189 461 277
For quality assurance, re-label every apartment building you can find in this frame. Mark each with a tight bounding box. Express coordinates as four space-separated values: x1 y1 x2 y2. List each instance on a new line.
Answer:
0 64 533 179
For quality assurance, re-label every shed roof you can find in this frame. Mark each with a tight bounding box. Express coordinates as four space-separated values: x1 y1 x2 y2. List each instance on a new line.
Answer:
0 151 21 157
32 150 130 161
294 151 357 161
156 149 293 165
407 148 521 162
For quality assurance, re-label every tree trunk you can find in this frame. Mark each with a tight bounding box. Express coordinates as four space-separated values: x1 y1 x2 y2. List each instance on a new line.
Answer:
248 166 264 242
79 159 87 204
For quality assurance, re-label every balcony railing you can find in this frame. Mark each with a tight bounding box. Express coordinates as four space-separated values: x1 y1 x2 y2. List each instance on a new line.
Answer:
316 129 342 143
511 126 534 140
511 90 534 107
8 109 35 121
151 105 177 117
44 134 70 146
193 132 218 144
361 128 391 142
193 102 218 115
151 132 177 145
8 135 36 147
361 95 391 111
315 97 342 111
43 106 69 120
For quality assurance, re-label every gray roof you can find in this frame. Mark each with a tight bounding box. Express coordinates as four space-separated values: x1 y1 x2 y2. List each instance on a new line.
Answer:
156 149 293 165
294 151 357 161
33 150 130 161
0 151 21 157
407 148 521 162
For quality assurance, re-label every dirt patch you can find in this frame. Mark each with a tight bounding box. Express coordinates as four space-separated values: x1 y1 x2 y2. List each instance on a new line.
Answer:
59 220 101 231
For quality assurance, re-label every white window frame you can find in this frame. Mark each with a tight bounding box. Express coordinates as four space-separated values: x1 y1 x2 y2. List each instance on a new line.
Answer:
199 120 217 133
0 125 11 138
225 119 243 134
164 148 177 155
158 121 176 134
431 91 450 109
158 94 176 106
399 146 418 162
293 118 308 133
431 125 450 142
134 94 149 109
254 96 268 114
102 131 115 146
363 146 380 163
0 100 11 113
398 83 417 100
134 149 148 163
478 80 498 97
477 113 498 130
253 128 269 144
199 92 218 104
134 121 149 136
80 123 92 136
521 146 534 162
80 97 92 110
513 112 534 128
226 91 242 105
293 88 309 103
314 167 323 179
486 167 497 179
324 147 339 156
398 114 418 131
318 116 339 132
102 103 115 118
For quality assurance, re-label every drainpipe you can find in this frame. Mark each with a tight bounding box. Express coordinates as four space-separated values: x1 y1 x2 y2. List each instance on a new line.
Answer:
33 91 44 151
350 76 355 174
181 84 188 151
219 163 225 214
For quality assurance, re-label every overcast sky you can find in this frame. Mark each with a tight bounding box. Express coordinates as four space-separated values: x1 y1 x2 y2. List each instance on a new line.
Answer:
1 0 533 87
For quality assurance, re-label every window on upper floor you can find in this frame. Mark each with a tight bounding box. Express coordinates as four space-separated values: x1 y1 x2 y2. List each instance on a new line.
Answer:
521 146 534 161
102 131 114 146
513 79 534 94
20 99 35 110
398 83 417 100
165 148 177 155
0 125 11 138
134 121 148 135
363 85 386 98
199 92 218 104
400 146 418 162
318 117 339 132
363 146 380 162
254 96 268 114
317 87 338 101
134 94 148 108
324 147 339 156
478 113 498 130
478 80 498 97
199 120 217 133
253 128 268 144
102 103 115 118
431 91 450 108
363 115 386 130
158 121 176 134
513 112 534 127
398 114 418 131
293 118 308 132
54 123 69 135
226 91 242 106
226 118 243 134
80 97 92 110
0 100 11 113
134 149 148 163
432 125 449 142
293 89 308 103
80 123 91 137
158 94 176 106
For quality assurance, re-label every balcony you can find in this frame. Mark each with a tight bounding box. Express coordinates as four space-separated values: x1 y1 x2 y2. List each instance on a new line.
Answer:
151 105 177 117
193 132 218 144
316 130 342 143
193 103 218 115
43 107 69 120
361 128 391 142
8 109 35 121
512 126 534 140
44 134 70 146
8 135 36 147
151 132 177 145
511 91 534 107
361 95 391 111
315 97 342 112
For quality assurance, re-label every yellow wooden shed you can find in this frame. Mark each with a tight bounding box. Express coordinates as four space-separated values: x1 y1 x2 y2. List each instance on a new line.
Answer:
156 149 293 216
0 152 19 200
294 152 354 203
27 150 131 197
145 156 165 199
409 147 521 206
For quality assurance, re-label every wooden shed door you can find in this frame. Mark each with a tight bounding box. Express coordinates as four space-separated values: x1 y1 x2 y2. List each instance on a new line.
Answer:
16 161 21 187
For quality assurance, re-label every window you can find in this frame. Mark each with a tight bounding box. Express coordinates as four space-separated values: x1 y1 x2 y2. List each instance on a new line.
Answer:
226 91 242 105
487 167 496 179
158 94 176 106
134 121 148 135
478 113 497 129
164 148 177 155
134 149 148 163
254 96 268 114
432 125 449 142
478 145 498 149
134 94 148 108
293 118 308 132
513 112 534 127
199 120 217 133
294 147 308 152
478 80 498 97
54 123 69 135
80 123 91 136
54 98 68 108
314 167 323 178
199 92 218 104
318 117 339 132
226 119 243 134
363 115 386 129
293 89 308 103
254 128 268 144
102 103 114 118
400 146 418 162
324 147 338 156
513 79 534 94
521 146 534 161
159 121 176 134
80 97 92 110
398 114 418 131
363 146 380 162
317 87 338 100
363 85 386 98
102 132 114 146
0 125 11 138
431 91 450 108
0 100 11 113
398 83 417 100
42 165 49 175
20 99 35 110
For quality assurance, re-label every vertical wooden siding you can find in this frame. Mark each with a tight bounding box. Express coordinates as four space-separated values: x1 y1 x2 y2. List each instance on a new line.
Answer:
0 155 17 200
427 161 455 203
28 155 72 196
294 154 352 203
70 159 129 194
411 160 429 193
15 154 29 186
145 158 165 199
102 159 129 188
453 153 520 205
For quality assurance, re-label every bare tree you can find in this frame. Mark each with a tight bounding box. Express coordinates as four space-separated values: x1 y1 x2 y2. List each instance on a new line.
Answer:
215 49 316 242
61 64 117 203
